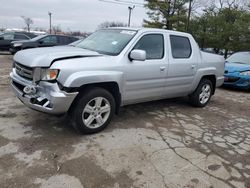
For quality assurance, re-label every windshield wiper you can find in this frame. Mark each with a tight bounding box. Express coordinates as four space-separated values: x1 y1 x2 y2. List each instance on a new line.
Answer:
231 62 247 64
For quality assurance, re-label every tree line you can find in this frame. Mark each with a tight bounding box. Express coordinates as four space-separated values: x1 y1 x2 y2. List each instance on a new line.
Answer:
143 0 250 58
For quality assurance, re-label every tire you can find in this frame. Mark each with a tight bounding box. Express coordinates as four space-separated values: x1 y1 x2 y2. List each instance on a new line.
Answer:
189 78 213 107
71 87 115 134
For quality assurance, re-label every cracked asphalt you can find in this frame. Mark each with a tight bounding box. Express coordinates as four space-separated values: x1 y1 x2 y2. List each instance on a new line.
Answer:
0 53 250 188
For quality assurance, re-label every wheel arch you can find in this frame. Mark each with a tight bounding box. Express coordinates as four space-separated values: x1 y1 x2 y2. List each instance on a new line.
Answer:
68 81 121 115
200 75 216 95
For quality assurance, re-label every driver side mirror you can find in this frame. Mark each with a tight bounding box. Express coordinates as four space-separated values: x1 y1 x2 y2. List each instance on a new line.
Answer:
0 36 4 40
129 49 146 61
38 40 44 44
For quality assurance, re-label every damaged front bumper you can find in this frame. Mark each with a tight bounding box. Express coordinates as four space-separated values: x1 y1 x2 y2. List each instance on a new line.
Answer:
10 69 78 114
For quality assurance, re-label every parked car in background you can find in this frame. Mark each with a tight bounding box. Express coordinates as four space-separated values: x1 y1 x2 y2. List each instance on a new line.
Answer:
224 51 250 90
0 32 36 51
10 34 78 54
10 28 225 134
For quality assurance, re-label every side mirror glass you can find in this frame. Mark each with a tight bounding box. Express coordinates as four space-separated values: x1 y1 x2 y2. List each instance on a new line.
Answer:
129 49 146 61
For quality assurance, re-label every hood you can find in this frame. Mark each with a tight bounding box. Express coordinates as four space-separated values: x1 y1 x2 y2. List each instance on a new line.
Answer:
13 46 101 67
225 62 250 73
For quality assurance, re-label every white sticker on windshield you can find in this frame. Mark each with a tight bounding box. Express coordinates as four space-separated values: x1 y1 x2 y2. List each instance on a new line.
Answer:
120 30 136 35
112 41 118 45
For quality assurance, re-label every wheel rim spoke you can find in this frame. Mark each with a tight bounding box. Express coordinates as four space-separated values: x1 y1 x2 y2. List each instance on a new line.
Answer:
96 115 104 125
95 97 103 108
100 105 110 114
85 115 95 126
83 104 94 114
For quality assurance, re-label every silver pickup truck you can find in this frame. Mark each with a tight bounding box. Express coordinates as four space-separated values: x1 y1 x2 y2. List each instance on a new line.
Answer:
10 28 225 134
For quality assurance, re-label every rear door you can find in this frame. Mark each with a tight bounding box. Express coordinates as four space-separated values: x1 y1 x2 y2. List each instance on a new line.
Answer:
165 34 198 96
123 33 168 104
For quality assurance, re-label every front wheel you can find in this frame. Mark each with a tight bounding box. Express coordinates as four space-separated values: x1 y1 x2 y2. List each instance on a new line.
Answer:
189 79 213 107
72 87 115 134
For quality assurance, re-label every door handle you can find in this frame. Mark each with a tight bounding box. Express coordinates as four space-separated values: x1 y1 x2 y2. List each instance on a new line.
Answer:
191 64 196 69
160 66 166 71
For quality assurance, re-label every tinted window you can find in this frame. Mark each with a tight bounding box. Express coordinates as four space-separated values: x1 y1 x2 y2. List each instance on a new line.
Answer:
2 33 14 40
59 36 71 44
170 35 192 58
133 34 164 59
39 36 58 44
14 34 29 40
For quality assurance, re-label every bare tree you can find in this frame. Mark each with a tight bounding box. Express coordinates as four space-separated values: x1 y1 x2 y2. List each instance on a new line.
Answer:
52 25 62 34
215 0 249 10
21 16 33 32
98 21 126 29
185 0 211 31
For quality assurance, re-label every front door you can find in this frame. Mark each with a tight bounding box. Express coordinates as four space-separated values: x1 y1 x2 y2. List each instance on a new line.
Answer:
123 33 168 104
38 35 58 47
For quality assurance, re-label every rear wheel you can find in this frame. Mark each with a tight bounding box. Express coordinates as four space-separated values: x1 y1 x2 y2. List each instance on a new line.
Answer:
72 87 115 134
189 79 213 107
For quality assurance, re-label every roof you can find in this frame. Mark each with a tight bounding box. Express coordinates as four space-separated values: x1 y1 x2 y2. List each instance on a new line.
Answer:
103 27 192 36
3 31 37 38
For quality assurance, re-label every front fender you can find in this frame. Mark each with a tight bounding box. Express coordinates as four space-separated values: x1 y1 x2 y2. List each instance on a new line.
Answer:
62 71 124 90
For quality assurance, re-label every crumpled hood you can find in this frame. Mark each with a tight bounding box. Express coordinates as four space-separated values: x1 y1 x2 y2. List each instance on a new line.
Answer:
13 46 101 67
225 62 250 73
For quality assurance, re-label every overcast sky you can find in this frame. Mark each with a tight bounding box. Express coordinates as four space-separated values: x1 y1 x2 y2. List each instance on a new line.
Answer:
0 0 147 32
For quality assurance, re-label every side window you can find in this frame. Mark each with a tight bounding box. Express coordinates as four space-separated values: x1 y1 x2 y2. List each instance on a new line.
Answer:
170 35 192 58
59 36 70 44
14 34 29 40
2 33 14 40
133 34 164 60
39 36 58 44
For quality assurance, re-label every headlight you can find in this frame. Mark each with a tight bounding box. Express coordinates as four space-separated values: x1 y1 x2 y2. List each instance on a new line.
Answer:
41 69 59 81
13 43 23 47
240 71 250 76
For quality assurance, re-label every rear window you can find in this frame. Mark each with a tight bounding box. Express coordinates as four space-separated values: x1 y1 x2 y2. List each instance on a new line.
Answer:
59 36 71 44
14 34 29 40
170 35 192 58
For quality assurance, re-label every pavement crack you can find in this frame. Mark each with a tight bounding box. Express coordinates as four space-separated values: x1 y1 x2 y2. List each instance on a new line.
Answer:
154 128 236 188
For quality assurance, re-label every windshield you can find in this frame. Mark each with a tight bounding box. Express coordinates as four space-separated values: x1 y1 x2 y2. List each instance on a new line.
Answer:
226 52 250 65
76 29 137 55
30 35 46 41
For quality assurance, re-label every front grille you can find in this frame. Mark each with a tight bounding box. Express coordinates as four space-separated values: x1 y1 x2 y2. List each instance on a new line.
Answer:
12 80 25 91
15 62 33 80
224 77 240 83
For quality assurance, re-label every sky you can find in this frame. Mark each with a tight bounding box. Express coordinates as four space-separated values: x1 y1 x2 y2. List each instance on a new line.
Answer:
0 0 147 32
